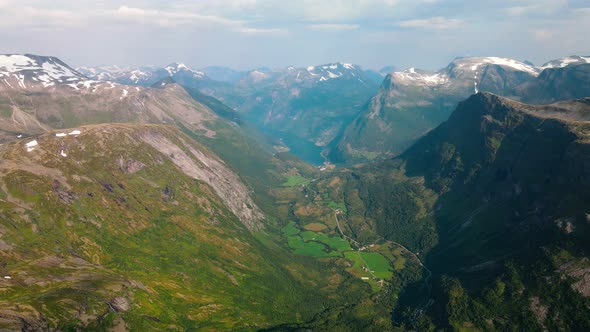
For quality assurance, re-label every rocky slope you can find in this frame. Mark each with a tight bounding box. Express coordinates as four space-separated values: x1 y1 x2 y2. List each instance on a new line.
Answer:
0 55 225 142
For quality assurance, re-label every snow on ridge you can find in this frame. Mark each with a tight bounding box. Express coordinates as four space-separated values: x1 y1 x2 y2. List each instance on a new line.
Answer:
0 54 91 89
540 55 590 69
0 54 85 81
453 57 540 76
25 140 38 152
304 62 359 82
165 63 205 78
393 67 448 86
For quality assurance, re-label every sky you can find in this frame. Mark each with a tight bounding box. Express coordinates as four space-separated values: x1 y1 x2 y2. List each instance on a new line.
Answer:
0 0 588 71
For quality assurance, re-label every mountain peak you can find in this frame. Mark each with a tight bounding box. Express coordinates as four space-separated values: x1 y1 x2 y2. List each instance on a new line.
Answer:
164 62 205 78
0 53 86 88
449 56 540 76
540 55 590 69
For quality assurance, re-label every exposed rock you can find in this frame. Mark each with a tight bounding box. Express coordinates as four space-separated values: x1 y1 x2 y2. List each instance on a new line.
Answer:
555 218 575 234
529 296 548 331
141 130 264 231
0 238 12 251
116 156 145 174
109 297 130 312
51 179 77 204
0 307 50 331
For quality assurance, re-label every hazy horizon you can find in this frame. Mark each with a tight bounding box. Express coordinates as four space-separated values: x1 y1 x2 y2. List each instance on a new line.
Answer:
0 0 589 71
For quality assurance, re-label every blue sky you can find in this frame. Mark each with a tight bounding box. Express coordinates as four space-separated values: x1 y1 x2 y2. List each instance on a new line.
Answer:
0 0 588 70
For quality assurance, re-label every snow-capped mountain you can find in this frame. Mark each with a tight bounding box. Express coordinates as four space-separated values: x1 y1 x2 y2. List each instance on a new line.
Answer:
0 54 86 88
540 55 590 69
0 54 223 144
76 65 157 85
78 62 210 88
302 63 365 82
164 62 205 78
201 66 245 83
389 57 540 93
390 67 448 87
0 54 134 95
331 55 589 163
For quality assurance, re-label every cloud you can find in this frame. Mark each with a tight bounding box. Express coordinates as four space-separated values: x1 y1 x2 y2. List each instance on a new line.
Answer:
307 23 360 31
114 6 243 28
531 29 554 41
398 16 462 30
236 27 288 34
301 0 400 21
504 0 568 17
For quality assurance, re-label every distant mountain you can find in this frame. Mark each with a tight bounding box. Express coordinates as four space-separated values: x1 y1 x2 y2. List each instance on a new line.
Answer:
0 55 227 143
379 65 397 75
201 66 245 83
203 63 379 160
75 61 379 162
516 63 590 104
363 69 386 84
78 62 212 88
1 53 87 88
330 56 590 163
540 55 590 69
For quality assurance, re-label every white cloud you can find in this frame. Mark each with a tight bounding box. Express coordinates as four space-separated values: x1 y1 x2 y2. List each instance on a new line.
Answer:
307 23 360 31
531 29 554 41
301 0 399 21
504 0 567 16
399 17 462 30
114 6 243 27
236 27 288 34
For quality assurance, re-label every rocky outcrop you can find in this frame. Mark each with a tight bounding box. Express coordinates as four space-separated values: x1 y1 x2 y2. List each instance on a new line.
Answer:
140 128 264 231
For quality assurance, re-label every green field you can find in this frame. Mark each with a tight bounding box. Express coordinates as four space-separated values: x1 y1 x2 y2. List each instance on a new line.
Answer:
293 242 342 257
282 175 311 187
283 222 391 291
324 200 347 212
283 225 351 258
299 231 352 251
282 221 301 236
344 252 393 280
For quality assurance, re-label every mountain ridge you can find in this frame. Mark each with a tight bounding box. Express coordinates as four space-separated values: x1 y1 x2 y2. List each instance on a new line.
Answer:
330 55 590 164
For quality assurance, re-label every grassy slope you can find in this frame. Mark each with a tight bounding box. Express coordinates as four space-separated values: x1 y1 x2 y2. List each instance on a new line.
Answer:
0 124 355 330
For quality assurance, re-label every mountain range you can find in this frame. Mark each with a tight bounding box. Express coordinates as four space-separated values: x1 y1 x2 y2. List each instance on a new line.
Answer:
2 52 590 330
330 56 590 163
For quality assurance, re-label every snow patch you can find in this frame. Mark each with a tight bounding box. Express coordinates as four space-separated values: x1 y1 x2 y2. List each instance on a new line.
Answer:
455 57 540 76
68 130 81 136
60 150 67 157
393 68 448 86
55 133 67 137
25 140 38 152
